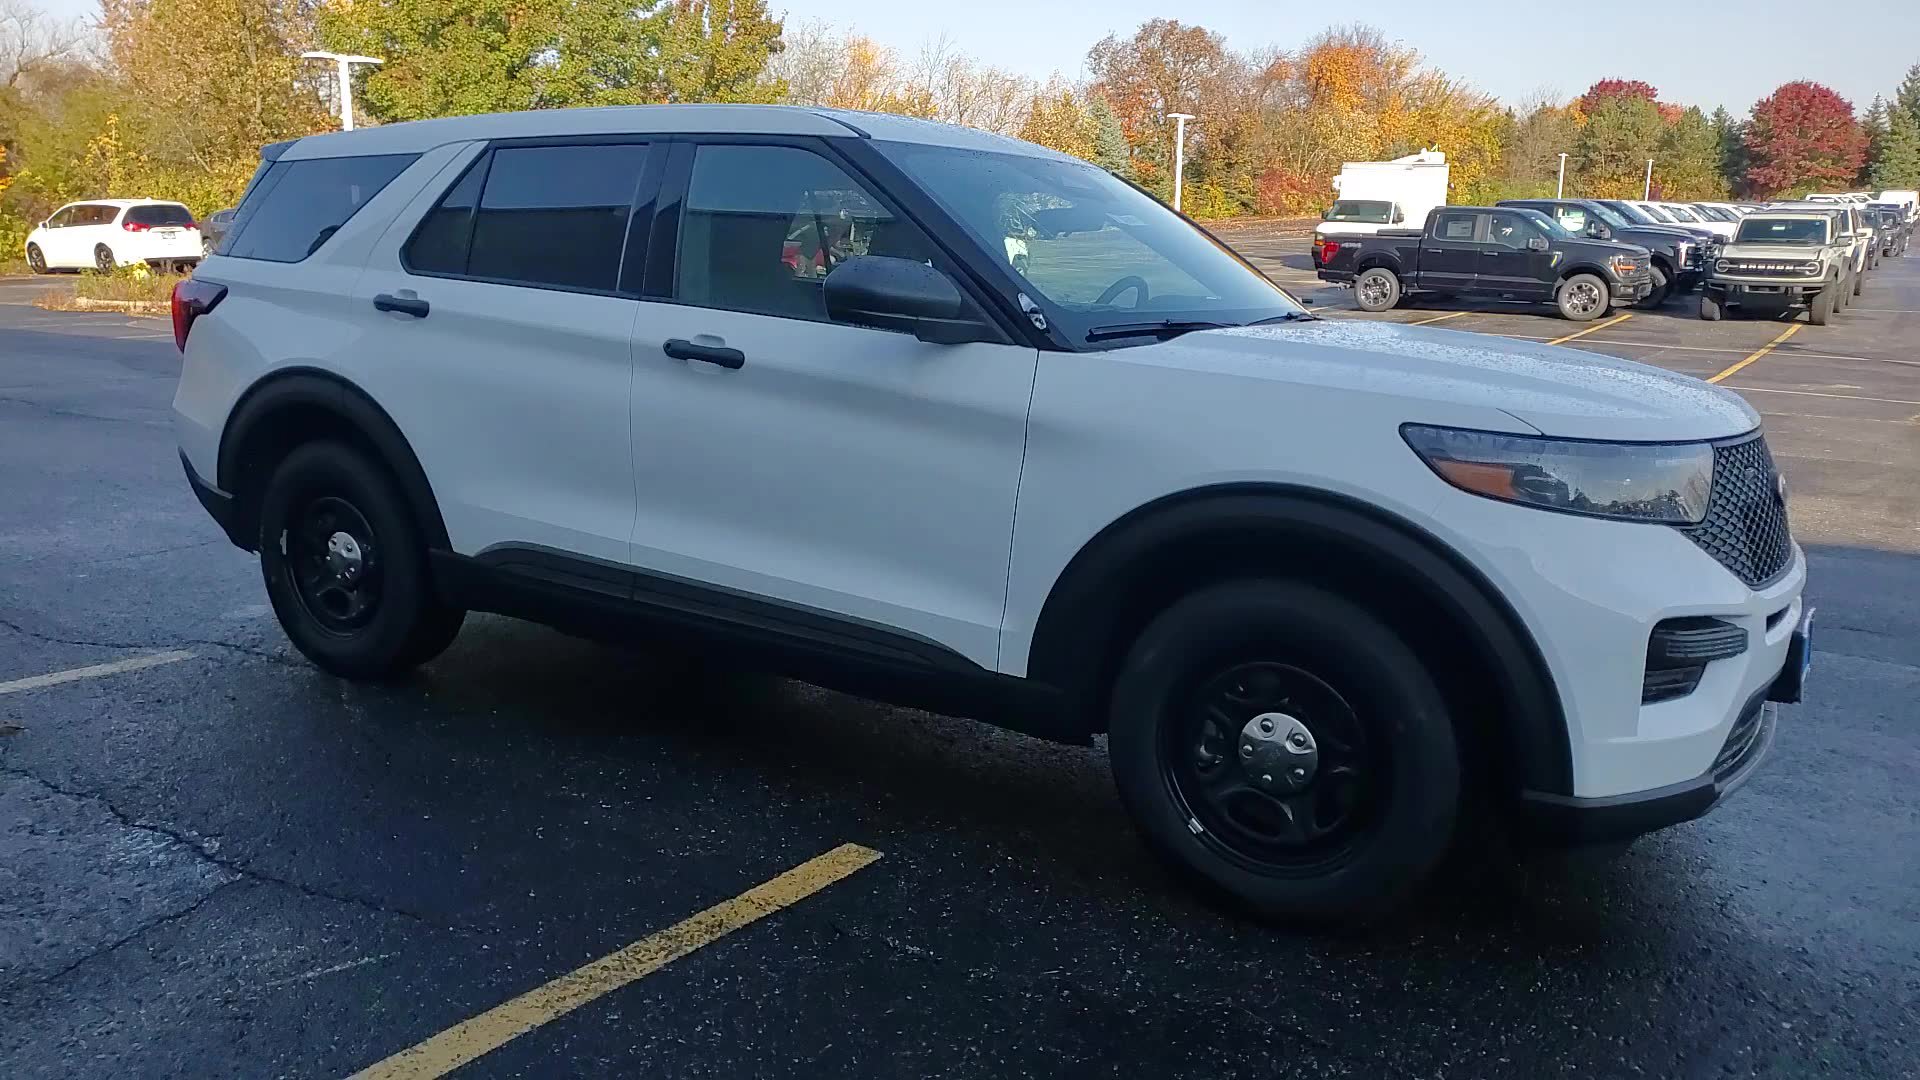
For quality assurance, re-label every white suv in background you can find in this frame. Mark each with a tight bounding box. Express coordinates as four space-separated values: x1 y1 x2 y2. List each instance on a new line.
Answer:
171 106 1810 924
24 199 202 273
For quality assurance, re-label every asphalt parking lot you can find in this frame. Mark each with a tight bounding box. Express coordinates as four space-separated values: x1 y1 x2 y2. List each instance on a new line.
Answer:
2 240 1917 1079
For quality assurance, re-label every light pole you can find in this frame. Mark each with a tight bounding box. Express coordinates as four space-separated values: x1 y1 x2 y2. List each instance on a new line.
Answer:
1556 153 1568 198
302 51 383 132
1644 158 1654 200
1167 112 1195 211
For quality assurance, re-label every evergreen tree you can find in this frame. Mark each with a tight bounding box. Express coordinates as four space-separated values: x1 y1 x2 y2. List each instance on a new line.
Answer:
1710 105 1748 196
1897 62 1920 128
1860 96 1890 183
1087 96 1134 179
1869 106 1920 189
1656 106 1727 199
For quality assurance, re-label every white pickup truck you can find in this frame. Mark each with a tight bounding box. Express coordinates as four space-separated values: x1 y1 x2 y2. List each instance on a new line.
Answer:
1311 152 1449 268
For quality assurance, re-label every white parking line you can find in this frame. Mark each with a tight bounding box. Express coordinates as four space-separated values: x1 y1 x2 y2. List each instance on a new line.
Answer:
1723 385 1920 406
0 650 196 695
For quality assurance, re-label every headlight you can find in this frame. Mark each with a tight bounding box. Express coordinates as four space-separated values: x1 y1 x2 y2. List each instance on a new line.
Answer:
1402 425 1713 524
1608 254 1639 274
1714 258 1731 273
1800 261 1821 274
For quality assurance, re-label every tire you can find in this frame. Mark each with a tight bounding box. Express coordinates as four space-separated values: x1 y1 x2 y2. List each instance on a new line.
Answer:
1353 267 1402 312
258 441 465 679
1807 283 1835 326
202 235 217 258
1698 292 1722 321
1637 265 1671 309
1106 580 1460 925
1852 267 1864 296
93 245 115 272
25 244 47 274
1554 273 1608 321
1839 275 1852 307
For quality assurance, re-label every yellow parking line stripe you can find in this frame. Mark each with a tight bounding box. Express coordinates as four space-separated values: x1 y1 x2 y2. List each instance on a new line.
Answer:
1707 323 1802 384
1546 311 1632 345
1409 309 1476 325
348 843 883 1080
0 650 194 695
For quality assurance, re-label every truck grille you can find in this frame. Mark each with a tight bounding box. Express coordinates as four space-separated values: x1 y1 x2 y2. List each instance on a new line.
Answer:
1679 435 1794 588
1718 260 1819 277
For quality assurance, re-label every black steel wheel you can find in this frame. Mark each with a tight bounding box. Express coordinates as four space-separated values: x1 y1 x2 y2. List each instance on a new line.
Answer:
1164 661 1381 875
1108 580 1460 924
259 441 464 679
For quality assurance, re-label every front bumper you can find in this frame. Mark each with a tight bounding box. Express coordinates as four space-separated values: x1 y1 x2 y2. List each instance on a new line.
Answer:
1610 276 1652 303
1707 277 1827 302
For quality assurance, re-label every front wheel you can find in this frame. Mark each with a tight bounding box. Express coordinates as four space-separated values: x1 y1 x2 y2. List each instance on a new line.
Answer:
1353 267 1402 312
1637 265 1671 309
1698 292 1722 321
1807 283 1836 325
1107 581 1460 925
25 244 47 274
258 441 465 679
1852 268 1864 296
1555 273 1607 321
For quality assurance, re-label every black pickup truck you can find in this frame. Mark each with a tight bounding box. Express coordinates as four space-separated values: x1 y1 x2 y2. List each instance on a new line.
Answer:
1497 198 1705 307
1316 206 1653 321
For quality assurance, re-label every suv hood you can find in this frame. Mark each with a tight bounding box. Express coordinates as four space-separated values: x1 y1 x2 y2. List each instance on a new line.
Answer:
1152 318 1757 442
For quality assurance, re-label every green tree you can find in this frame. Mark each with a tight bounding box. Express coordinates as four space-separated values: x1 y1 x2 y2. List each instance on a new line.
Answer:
1656 106 1727 199
1869 106 1920 189
1896 62 1920 128
1710 105 1747 195
1571 93 1663 197
317 0 784 122
1017 86 1092 160
1087 95 1133 178
1860 96 1890 183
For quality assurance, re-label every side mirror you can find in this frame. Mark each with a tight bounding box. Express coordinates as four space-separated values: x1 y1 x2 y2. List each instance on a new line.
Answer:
1527 236 1550 252
824 256 999 346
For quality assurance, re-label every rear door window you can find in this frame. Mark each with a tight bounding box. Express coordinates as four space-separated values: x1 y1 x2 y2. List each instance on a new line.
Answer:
224 153 417 262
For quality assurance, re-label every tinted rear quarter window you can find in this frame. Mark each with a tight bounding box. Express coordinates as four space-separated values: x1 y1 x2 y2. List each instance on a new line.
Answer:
468 144 648 292
126 204 195 226
225 153 417 262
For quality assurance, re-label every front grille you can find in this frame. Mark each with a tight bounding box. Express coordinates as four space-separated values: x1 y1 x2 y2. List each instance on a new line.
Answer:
1679 435 1794 587
1720 261 1819 277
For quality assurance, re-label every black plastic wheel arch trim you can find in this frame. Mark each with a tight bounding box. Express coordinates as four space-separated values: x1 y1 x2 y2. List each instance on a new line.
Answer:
1026 483 1575 796
215 368 452 554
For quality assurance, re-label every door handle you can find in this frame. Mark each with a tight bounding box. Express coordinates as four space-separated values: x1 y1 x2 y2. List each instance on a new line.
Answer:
1425 248 1444 254
373 293 430 318
663 338 745 370
1482 250 1502 256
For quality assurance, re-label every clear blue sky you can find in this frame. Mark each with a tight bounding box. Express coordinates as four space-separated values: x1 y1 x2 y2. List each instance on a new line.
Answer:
37 0 1920 115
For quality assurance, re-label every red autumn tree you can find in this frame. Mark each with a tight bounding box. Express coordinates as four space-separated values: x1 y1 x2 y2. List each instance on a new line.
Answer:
1743 81 1867 196
1576 78 1658 113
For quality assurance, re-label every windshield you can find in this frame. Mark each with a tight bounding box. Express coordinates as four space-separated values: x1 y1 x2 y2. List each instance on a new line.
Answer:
1639 204 1677 222
1324 200 1394 223
1586 203 1631 229
1736 218 1827 245
1695 205 1733 222
1607 201 1655 225
1519 208 1573 239
878 142 1304 342
1661 205 1699 222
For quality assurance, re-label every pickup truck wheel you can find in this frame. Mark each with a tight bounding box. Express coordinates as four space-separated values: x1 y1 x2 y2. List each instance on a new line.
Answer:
1852 269 1864 296
1698 293 1722 321
1353 268 1401 312
1554 273 1607 321
1636 265 1671 309
1107 580 1460 925
258 441 466 679
1807 283 1836 326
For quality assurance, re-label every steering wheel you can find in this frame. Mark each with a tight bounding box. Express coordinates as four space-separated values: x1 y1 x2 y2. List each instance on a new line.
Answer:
1095 275 1150 308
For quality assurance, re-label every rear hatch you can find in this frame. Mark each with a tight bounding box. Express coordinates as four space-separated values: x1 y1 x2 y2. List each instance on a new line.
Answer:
123 204 200 255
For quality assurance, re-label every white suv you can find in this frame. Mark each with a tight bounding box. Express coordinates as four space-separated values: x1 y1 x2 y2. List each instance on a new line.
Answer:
24 199 202 273
171 106 1810 923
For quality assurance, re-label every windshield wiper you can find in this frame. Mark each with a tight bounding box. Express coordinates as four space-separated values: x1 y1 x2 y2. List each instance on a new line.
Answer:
1084 319 1234 342
1085 312 1317 342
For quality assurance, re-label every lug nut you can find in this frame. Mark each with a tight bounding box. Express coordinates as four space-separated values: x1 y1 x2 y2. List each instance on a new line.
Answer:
1291 768 1307 780
1288 733 1307 748
1259 719 1274 734
1241 744 1253 756
1260 773 1273 785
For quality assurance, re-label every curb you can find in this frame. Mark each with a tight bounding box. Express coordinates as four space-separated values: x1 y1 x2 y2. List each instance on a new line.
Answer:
44 296 169 316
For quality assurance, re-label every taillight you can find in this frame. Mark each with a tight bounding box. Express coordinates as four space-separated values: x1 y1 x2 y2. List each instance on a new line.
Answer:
171 278 228 352
1319 240 1342 263
123 220 150 232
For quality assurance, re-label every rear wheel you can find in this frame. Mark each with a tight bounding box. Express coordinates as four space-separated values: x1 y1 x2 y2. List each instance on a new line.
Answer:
1637 265 1671 309
1555 273 1607 321
258 441 465 679
25 244 47 274
1107 581 1460 924
93 245 115 272
1353 267 1402 312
